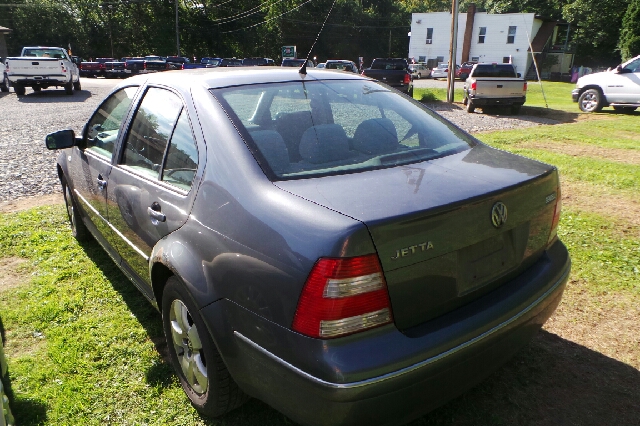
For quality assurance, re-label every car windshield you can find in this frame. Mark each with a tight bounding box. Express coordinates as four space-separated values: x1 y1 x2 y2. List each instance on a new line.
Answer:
212 79 474 180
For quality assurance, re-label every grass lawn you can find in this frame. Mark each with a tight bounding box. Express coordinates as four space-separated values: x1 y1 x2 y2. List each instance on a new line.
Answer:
0 82 638 424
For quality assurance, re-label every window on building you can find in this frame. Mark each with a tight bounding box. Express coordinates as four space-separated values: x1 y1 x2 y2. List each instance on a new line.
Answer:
503 57 511 64
418 56 426 63
507 26 517 44
436 56 444 63
478 27 486 44
471 56 479 62
426 28 433 44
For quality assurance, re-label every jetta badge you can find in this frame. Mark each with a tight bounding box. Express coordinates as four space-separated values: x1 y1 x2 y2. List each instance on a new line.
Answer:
491 202 508 228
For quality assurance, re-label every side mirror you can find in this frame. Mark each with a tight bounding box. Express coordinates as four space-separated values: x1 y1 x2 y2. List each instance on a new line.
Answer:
616 65 623 73
45 129 77 150
517 73 522 78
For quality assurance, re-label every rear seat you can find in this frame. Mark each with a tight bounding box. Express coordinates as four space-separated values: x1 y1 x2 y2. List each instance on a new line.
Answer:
274 111 314 162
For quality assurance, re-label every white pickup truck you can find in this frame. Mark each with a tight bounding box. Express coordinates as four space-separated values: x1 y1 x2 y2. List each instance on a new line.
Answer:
463 63 527 114
5 46 81 95
572 55 640 113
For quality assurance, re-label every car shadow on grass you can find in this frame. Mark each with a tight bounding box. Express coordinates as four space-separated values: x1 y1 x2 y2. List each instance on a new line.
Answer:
411 330 640 426
75 239 640 426
16 89 92 103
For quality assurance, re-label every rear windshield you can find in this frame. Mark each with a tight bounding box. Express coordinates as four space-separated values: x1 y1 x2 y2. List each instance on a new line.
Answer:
22 48 67 59
371 60 407 70
472 64 517 78
212 80 474 180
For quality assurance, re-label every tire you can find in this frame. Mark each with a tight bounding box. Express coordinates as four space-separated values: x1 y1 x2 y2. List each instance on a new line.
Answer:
14 85 26 96
162 277 248 417
408 87 414 98
578 88 603 113
61 176 89 241
73 79 81 91
511 105 522 115
0 74 8 92
65 81 74 95
466 99 476 113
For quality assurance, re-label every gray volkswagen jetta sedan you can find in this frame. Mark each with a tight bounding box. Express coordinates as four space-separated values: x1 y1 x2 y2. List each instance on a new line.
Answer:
45 67 570 426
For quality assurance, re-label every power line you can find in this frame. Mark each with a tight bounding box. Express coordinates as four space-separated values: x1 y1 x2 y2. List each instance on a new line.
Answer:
220 0 314 33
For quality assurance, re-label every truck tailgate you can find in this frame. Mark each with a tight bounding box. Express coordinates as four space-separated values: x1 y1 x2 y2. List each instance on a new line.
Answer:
474 78 525 98
7 58 62 76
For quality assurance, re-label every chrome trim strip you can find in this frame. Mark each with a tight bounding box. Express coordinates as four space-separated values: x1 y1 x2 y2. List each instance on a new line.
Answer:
234 264 570 390
73 189 149 261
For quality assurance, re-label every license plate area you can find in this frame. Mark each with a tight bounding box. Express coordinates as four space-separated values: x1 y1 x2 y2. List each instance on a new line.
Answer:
456 231 518 296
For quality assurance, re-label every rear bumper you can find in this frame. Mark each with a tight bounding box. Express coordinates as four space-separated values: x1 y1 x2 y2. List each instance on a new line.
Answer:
9 76 67 86
468 95 526 106
201 240 570 426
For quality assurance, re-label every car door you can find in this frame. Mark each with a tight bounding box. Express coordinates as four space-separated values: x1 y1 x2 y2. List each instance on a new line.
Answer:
106 86 202 293
66 86 139 260
604 57 640 103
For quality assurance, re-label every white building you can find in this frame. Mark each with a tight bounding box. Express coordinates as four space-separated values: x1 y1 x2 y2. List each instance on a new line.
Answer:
409 5 574 79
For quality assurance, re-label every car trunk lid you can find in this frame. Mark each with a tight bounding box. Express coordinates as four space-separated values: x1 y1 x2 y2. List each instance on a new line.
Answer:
276 145 559 330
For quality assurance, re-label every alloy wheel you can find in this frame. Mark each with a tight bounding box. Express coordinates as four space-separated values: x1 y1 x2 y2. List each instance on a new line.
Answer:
169 299 208 394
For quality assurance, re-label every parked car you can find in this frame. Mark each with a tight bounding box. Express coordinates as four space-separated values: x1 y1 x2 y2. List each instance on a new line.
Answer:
572 55 640 113
463 63 527 114
45 67 569 426
79 57 114 78
5 46 81 95
165 56 206 70
281 58 315 67
456 61 477 80
324 59 358 73
1 60 9 92
408 63 430 79
125 56 169 75
361 58 413 96
104 58 127 78
242 57 274 66
1 317 15 426
202 57 243 67
431 63 459 79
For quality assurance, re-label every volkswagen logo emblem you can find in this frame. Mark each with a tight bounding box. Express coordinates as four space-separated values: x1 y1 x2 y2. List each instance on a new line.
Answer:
491 202 508 228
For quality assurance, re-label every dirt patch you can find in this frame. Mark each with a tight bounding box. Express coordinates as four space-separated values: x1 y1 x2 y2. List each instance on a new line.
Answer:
561 180 640 237
523 141 640 166
0 257 29 292
0 193 64 214
544 279 640 369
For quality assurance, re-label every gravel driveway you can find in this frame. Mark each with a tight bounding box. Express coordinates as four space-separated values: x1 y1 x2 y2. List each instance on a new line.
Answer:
0 76 559 203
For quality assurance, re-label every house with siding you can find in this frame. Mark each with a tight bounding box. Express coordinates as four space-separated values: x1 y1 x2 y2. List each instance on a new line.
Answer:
409 5 574 79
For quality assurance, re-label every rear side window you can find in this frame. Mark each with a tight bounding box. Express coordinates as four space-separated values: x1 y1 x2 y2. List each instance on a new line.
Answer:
213 80 474 180
85 86 138 158
121 87 199 190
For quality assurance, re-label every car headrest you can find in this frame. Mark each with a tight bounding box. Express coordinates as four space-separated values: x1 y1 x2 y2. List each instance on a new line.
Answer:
299 124 350 164
250 130 290 174
352 118 398 155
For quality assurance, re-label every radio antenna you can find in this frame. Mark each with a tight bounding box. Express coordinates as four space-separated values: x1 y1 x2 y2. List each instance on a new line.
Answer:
299 0 338 75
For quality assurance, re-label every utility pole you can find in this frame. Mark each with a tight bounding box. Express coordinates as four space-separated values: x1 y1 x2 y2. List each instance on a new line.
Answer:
447 0 459 103
388 29 392 57
175 0 180 56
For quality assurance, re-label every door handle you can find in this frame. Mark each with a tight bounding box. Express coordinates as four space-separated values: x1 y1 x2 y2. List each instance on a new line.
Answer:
147 202 166 223
96 175 107 190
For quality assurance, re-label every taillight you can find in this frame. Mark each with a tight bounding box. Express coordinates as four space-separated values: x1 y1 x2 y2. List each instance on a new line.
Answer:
292 254 393 339
144 62 147 70
403 73 411 84
99 64 105 70
471 81 477 91
524 81 528 91
547 187 562 247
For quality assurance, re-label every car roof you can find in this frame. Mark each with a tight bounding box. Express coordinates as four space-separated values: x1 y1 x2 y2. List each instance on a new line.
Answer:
118 67 368 91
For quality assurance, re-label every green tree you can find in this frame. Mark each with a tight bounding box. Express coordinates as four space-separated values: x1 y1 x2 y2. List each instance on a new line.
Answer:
619 0 640 61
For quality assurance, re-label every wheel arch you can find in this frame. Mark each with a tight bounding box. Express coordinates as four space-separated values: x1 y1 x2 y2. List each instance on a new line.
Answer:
579 85 609 105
